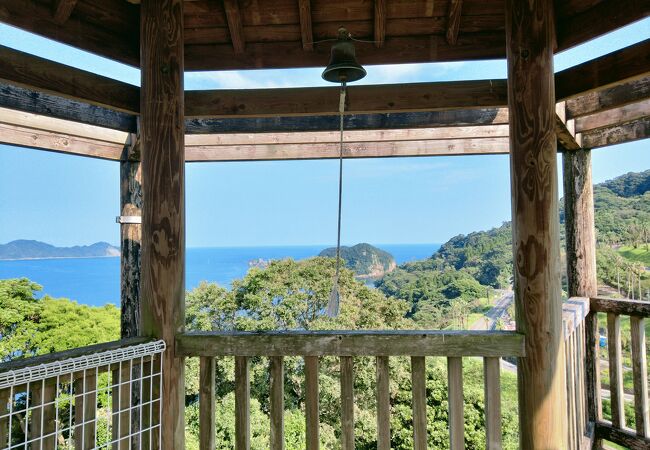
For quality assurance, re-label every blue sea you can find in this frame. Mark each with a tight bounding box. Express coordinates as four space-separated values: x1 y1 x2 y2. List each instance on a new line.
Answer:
0 244 440 307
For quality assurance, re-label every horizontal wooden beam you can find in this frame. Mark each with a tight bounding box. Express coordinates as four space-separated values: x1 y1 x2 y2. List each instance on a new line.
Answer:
185 79 508 118
578 116 650 148
555 39 650 101
566 76 650 119
176 331 526 357
0 46 139 113
594 421 650 450
575 99 650 133
52 0 78 25
185 137 510 161
590 297 650 318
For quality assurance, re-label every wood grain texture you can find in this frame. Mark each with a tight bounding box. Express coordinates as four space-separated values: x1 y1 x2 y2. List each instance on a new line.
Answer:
176 330 525 357
31 379 57 450
446 0 463 45
111 363 132 450
270 356 285 450
579 115 650 148
199 357 216 450
139 1 186 449
575 100 650 133
298 0 313 51
376 356 391 450
566 334 576 449
505 1 567 448
74 372 96 450
411 356 427 450
0 45 139 113
120 135 142 339
607 313 625 429
52 0 78 24
594 422 650 450
223 0 245 54
448 357 464 450
374 0 386 48
235 356 250 450
585 313 602 425
304 356 319 450
483 357 502 450
563 149 597 299
590 298 650 317
566 76 650 119
340 356 355 450
630 317 649 437
0 388 8 448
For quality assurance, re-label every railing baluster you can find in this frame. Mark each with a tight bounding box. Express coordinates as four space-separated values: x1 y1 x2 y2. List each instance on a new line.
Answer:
270 356 284 450
75 371 96 450
111 363 131 450
566 334 576 449
607 313 625 429
0 388 8 449
30 378 56 450
585 311 602 425
447 357 464 450
199 357 216 450
630 316 649 437
235 356 250 450
576 323 586 441
340 356 354 450
483 357 501 450
376 356 391 450
411 356 427 450
304 356 319 450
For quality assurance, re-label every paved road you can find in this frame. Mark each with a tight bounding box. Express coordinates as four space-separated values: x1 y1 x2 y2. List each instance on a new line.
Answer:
470 291 514 330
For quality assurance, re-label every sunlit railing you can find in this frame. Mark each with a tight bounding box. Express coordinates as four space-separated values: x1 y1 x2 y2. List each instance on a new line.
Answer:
177 330 525 450
0 338 165 450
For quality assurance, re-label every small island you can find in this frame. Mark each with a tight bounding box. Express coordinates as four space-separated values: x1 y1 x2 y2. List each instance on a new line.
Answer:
0 240 120 260
319 243 397 278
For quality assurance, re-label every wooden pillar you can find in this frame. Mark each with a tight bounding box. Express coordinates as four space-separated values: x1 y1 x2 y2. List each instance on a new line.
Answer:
505 1 567 448
119 135 142 339
563 148 598 298
140 1 185 449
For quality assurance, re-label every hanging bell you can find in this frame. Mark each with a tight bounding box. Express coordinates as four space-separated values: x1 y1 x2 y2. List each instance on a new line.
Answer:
322 27 367 83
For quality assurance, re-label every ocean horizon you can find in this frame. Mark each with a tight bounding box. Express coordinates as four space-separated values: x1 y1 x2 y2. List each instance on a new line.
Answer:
0 243 441 307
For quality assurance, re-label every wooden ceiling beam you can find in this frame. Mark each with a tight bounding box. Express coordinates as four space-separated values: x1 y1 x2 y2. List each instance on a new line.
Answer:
556 0 650 52
556 39 650 101
374 0 386 48
446 0 463 45
575 99 650 133
578 116 650 148
52 0 78 25
223 0 245 54
566 76 650 119
0 45 139 114
298 0 314 51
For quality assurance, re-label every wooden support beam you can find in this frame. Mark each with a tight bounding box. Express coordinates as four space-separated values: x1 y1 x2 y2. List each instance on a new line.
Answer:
185 79 508 118
556 0 650 52
590 297 650 317
52 0 78 24
555 112 581 151
298 0 314 51
578 116 650 148
374 0 386 48
566 76 650 119
185 137 510 161
555 39 650 101
575 99 650 133
139 1 185 449
120 134 142 339
506 1 567 448
0 46 139 114
224 0 245 54
446 0 463 45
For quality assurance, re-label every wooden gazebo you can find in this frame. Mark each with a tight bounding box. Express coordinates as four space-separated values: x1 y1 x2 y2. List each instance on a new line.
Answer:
0 1 649 449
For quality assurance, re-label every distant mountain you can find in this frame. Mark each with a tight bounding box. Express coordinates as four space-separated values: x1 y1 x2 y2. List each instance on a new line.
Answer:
0 240 120 260
319 243 397 278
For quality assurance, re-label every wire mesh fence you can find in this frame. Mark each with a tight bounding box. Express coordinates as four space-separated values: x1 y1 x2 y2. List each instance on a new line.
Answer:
0 340 165 450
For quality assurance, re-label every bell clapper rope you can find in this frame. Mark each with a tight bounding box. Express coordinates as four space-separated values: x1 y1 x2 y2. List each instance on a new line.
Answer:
327 80 347 317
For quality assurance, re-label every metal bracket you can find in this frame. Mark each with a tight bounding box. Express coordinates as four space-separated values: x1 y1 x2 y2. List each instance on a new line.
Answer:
116 215 142 224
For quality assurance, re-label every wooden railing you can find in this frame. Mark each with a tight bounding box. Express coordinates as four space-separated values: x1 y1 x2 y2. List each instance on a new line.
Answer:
587 297 650 449
177 330 525 450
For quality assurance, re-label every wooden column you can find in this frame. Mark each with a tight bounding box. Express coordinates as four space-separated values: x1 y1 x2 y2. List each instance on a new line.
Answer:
563 148 597 298
140 1 185 449
119 135 142 339
505 1 567 448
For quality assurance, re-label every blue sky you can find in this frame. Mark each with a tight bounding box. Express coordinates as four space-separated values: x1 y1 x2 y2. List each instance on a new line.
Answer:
0 20 648 247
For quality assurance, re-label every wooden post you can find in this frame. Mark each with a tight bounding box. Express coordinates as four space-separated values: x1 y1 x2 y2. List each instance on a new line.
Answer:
505 1 567 448
119 134 142 339
139 1 185 449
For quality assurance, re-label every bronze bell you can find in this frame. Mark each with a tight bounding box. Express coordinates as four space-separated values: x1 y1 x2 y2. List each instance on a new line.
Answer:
322 28 367 83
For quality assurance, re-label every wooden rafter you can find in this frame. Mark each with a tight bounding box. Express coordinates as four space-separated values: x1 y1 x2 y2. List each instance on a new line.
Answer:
374 0 386 48
446 0 463 45
566 76 650 119
298 0 313 51
52 0 78 24
223 0 245 54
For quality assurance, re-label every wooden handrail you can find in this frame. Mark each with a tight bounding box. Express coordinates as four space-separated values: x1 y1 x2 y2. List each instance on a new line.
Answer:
176 330 525 358
590 297 650 317
563 297 590 337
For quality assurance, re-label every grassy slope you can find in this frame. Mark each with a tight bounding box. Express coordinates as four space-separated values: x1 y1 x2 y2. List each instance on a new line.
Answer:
617 245 650 265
